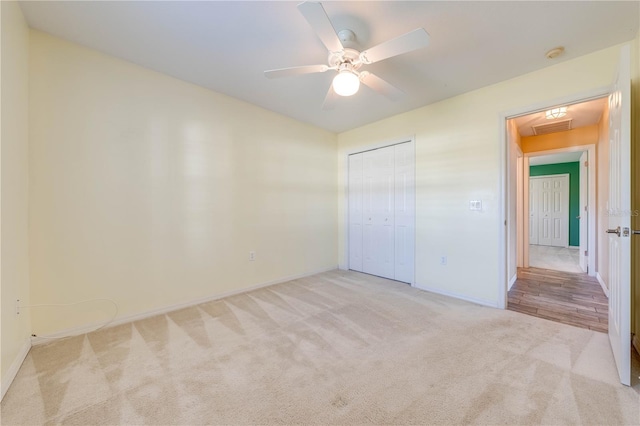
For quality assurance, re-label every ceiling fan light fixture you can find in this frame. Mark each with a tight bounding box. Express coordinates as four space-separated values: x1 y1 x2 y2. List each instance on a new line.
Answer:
332 70 360 96
545 106 567 119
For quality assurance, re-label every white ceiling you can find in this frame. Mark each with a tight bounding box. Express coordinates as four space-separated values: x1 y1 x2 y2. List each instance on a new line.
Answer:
19 1 640 133
513 97 608 137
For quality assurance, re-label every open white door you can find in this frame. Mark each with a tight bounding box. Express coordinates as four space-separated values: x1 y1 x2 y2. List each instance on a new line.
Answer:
607 45 631 386
579 152 588 272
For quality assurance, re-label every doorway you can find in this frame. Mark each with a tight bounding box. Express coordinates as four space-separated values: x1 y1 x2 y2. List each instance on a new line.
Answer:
501 45 634 386
503 95 610 332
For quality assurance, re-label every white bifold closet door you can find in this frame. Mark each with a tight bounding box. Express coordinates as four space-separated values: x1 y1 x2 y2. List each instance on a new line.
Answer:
530 175 569 247
348 142 414 283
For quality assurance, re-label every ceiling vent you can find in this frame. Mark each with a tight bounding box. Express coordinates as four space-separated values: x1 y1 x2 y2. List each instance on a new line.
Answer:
532 118 573 136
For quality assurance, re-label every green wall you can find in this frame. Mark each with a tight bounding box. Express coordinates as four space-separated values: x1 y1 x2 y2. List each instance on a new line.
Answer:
530 162 580 246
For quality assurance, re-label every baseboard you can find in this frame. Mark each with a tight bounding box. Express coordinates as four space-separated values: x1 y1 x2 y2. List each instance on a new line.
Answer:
508 274 517 291
596 272 610 297
1 338 32 401
31 265 338 345
414 283 499 308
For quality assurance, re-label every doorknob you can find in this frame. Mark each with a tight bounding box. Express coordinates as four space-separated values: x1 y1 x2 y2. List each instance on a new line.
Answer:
576 216 581 219
606 226 621 237
632 230 640 235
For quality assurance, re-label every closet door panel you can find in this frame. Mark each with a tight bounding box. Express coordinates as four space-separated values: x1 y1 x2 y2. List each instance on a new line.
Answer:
349 142 414 283
529 179 539 245
377 148 395 279
348 153 364 272
394 142 414 283
362 150 377 275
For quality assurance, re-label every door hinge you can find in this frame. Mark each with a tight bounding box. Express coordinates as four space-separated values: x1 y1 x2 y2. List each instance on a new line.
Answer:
584 250 588 256
584 161 588 167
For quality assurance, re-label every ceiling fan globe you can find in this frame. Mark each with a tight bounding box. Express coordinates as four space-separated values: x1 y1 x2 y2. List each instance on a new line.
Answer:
333 70 360 96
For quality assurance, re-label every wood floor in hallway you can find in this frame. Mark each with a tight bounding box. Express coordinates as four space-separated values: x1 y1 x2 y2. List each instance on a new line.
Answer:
507 267 608 333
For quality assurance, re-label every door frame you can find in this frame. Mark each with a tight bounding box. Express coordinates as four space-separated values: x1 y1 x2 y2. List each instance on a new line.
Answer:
342 136 416 286
579 151 589 272
523 146 596 270
528 173 571 249
498 86 610 309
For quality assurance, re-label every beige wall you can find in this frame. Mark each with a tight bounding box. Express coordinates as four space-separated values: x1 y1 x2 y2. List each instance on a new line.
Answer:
1 2 31 390
338 45 622 306
28 31 338 335
521 125 599 153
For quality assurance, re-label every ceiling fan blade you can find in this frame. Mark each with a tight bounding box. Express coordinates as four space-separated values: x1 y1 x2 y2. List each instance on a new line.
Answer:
321 85 339 110
264 65 329 79
359 28 430 64
360 72 405 101
297 2 344 53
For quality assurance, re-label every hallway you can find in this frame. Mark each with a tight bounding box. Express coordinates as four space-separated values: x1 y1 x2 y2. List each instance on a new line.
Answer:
528 245 582 274
507 267 608 333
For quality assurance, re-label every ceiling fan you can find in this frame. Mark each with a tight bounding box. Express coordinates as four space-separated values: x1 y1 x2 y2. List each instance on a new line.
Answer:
264 1 430 110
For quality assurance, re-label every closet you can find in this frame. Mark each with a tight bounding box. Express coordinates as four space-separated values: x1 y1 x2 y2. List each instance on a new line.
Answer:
529 174 569 247
348 142 414 283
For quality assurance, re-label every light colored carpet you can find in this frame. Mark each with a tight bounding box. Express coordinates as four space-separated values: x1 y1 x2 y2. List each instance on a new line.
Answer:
2 270 639 425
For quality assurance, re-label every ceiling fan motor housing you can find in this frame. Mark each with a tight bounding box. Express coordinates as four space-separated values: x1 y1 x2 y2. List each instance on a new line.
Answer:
328 48 362 70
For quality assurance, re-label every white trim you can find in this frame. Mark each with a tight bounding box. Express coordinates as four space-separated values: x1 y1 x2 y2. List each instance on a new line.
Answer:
501 87 612 119
415 283 499 308
342 135 416 286
596 272 610 297
342 135 416 157
31 266 337 346
1 338 31 401
498 114 508 309
524 145 597 276
508 274 517 291
523 157 531 268
499 86 611 310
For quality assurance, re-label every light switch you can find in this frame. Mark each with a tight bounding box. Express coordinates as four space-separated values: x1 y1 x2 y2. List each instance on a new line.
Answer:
469 200 482 211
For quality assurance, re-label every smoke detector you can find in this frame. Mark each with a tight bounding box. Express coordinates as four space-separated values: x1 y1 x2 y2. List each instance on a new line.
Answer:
545 47 565 59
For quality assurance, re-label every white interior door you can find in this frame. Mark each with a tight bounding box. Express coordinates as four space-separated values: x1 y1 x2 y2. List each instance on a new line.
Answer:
533 175 569 247
375 146 396 280
348 142 414 283
362 150 377 275
362 146 395 280
394 143 415 283
579 152 588 272
607 45 631 386
348 153 364 272
529 179 539 245
539 178 553 245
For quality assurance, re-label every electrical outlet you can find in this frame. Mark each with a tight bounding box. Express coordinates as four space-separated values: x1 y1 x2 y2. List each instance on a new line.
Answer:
440 256 447 266
16 299 20 315
249 251 256 261
469 200 482 211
